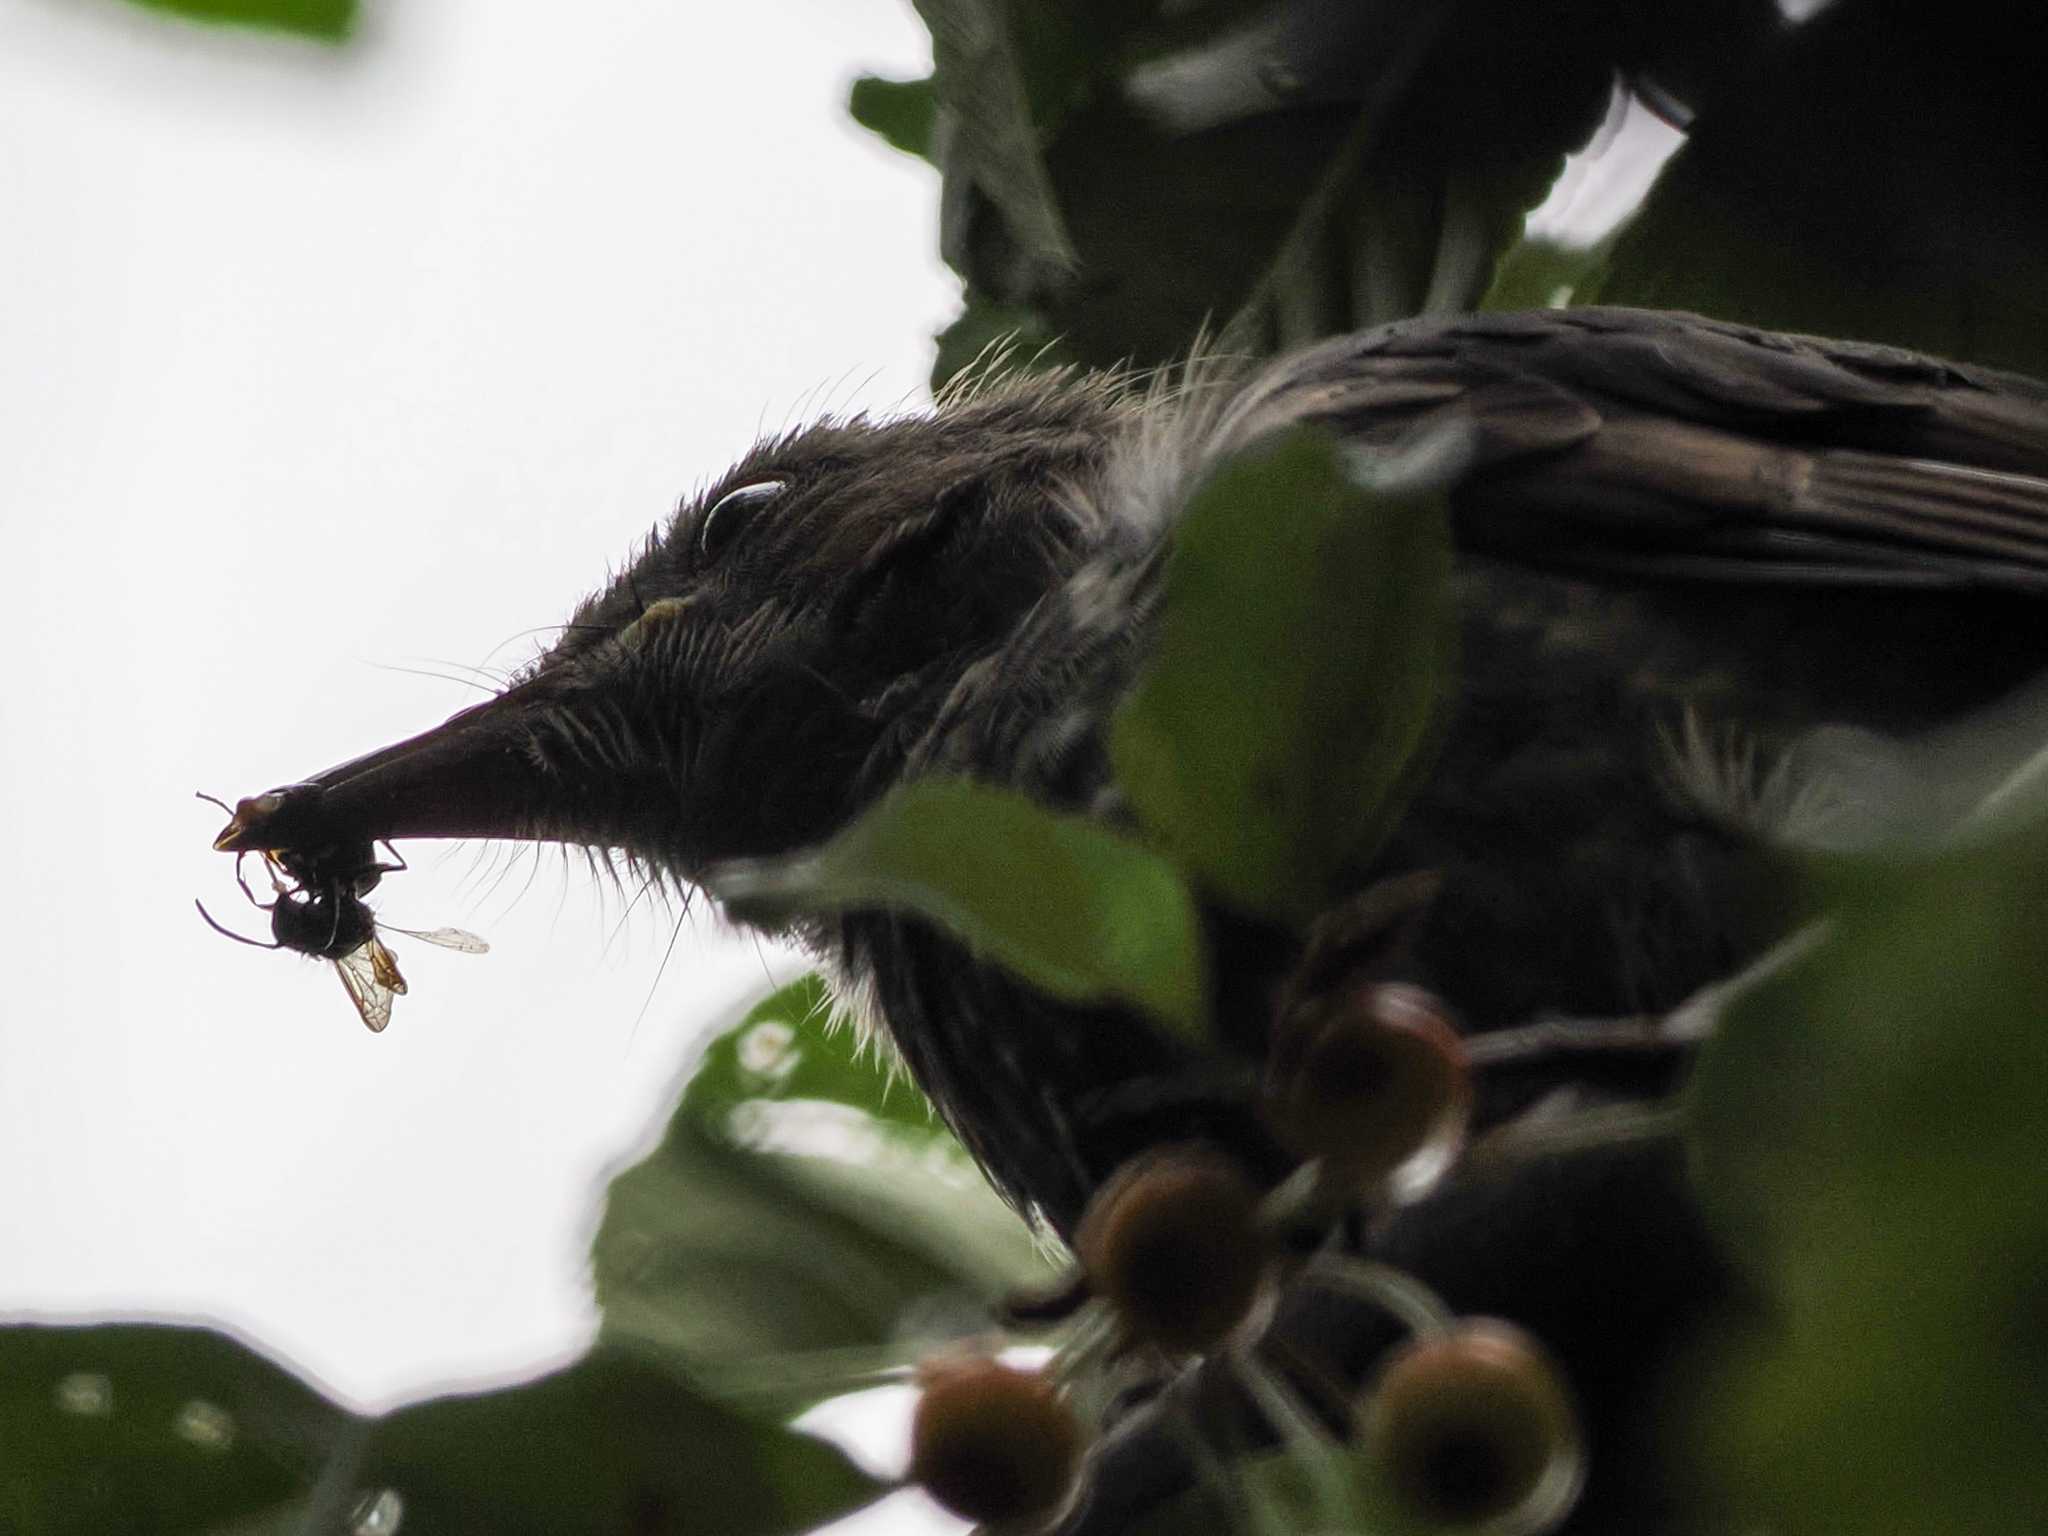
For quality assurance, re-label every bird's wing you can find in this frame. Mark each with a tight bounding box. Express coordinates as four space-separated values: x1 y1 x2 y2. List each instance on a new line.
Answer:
1242 308 2048 593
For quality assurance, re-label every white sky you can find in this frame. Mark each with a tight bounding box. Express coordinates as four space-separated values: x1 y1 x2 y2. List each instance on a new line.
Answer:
0 0 956 1429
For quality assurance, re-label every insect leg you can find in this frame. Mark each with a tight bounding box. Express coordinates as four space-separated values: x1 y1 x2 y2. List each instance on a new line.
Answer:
194 899 282 950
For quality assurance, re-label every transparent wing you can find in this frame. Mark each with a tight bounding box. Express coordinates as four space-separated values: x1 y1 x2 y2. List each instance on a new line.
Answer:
333 938 406 1033
366 935 409 995
383 924 490 955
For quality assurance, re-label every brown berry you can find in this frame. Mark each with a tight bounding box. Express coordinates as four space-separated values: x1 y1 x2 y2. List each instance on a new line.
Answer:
909 1357 1081 1526
1074 1145 1267 1354
1266 981 1471 1200
1360 1318 1583 1534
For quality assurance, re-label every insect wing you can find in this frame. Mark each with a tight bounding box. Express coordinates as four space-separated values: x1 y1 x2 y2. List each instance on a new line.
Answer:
367 935 410 995
334 942 400 1033
385 925 490 955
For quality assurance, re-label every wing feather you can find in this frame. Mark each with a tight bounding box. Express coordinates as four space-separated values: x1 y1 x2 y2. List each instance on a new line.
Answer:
1256 308 2048 593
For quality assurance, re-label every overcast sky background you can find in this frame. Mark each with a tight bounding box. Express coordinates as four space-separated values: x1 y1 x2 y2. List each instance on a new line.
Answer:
1 0 954 1399
0 4 1676 1526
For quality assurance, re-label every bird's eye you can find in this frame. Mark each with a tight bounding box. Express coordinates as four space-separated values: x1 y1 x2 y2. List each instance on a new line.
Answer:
697 479 786 564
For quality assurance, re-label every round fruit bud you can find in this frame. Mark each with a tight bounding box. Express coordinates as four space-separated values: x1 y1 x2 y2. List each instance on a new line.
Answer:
1074 1145 1267 1354
1265 981 1471 1202
1360 1318 1583 1534
909 1357 1081 1526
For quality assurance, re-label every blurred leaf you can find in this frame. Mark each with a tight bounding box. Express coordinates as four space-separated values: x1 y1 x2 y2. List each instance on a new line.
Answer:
355 1347 880 1536
1686 813 2048 1534
1111 429 1455 925
706 783 1209 1035
915 0 1079 282
677 974 929 1137
1593 0 2048 375
1132 1441 1414 1536
915 0 1743 369
0 1321 354 1536
1479 235 1615 313
848 76 939 163
1041 99 1368 366
0 1318 880 1536
119 0 354 40
594 978 1052 1412
930 294 1070 394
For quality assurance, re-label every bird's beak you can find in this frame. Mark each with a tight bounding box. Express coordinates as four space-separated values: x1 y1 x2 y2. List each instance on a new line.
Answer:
211 681 557 855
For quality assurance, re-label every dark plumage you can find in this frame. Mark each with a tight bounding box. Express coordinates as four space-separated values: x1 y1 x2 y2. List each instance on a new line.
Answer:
214 306 2048 1224
211 307 2048 1530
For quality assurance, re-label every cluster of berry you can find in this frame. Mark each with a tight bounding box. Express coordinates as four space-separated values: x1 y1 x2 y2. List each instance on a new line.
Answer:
907 983 1580 1535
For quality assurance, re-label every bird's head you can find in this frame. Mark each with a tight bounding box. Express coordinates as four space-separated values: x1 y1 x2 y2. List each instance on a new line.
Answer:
212 376 1133 880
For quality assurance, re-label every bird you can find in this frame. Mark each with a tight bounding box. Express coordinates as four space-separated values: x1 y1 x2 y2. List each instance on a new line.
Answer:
209 306 2048 1531
211 305 2048 1227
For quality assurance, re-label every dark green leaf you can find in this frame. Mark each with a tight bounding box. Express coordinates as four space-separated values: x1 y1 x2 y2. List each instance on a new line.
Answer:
1592 1 2048 375
707 782 1209 1034
914 0 1078 279
118 0 354 41
1041 99 1371 366
919 0 1703 368
1479 235 1615 313
0 1319 879 1536
0 1321 356 1536
356 1348 881 1536
848 76 940 162
930 295 1070 394
1687 814 2048 1534
1111 429 1454 925
1132 1442 1414 1536
593 978 1051 1411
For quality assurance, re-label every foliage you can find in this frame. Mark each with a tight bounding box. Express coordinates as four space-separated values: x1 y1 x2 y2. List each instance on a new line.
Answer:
1477 236 1616 314
846 76 937 162
1588 0 2048 376
854 0 2045 385
1112 429 1454 924
0 1320 878 1536
1687 814 2048 1534
707 785 1212 1036
592 977 1052 1412
0 1323 347 1534
117 0 355 41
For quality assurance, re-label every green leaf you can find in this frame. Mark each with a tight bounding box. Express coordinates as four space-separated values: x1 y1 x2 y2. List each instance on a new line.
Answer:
1015 97 1372 367
1686 815 2048 1535
930 294 1070 394
593 978 1053 1411
0 1321 355 1536
355 1347 881 1536
707 783 1209 1035
118 0 355 40
848 76 940 162
0 1319 881 1536
1111 428 1454 925
676 974 933 1137
1478 235 1615 313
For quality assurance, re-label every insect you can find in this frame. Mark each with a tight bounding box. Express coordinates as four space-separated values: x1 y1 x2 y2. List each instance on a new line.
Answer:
196 793 488 1032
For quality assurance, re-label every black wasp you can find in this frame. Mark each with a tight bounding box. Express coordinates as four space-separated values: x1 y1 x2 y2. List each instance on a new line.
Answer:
196 793 487 1032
